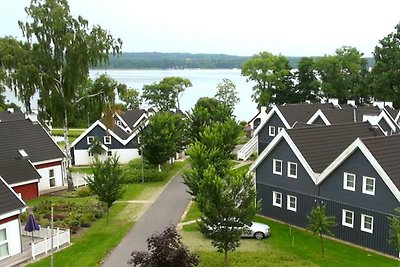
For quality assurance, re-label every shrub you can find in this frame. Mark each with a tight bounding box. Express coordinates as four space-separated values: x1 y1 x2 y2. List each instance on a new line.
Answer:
76 187 92 197
144 169 165 182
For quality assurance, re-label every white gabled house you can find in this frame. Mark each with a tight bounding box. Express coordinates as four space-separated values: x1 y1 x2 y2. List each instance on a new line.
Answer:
71 109 151 165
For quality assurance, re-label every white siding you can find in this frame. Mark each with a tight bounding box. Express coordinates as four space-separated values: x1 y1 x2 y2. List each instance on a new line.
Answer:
73 148 140 165
0 219 21 259
36 164 63 191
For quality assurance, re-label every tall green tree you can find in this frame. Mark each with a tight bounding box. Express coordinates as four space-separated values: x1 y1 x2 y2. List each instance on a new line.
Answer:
196 166 258 265
314 46 368 103
118 85 141 110
307 205 336 257
187 97 232 142
370 23 400 107
0 36 40 112
241 51 292 107
214 78 239 111
184 120 240 196
142 77 192 111
86 155 125 225
12 0 122 190
139 112 187 167
388 208 400 253
295 57 321 103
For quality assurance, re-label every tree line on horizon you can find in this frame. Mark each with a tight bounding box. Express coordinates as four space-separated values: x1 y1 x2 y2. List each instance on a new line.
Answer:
100 52 375 70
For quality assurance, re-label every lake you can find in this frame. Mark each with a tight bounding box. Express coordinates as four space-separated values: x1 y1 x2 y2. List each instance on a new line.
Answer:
5 69 258 122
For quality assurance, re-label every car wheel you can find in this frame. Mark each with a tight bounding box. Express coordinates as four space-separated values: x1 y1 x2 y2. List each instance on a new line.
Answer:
254 232 264 240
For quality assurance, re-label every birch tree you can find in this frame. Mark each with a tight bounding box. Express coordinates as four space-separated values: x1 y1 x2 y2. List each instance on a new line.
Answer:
16 0 122 190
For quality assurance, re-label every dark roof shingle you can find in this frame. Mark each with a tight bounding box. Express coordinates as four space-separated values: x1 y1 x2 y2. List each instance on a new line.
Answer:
278 103 336 126
0 177 25 215
287 122 383 173
362 134 400 189
0 119 65 163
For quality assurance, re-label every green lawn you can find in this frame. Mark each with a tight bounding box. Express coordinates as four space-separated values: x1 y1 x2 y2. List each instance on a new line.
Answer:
51 128 85 137
26 161 185 267
181 204 400 267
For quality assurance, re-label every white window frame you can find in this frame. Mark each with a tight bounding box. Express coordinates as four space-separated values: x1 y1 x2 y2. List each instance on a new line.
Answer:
361 214 374 234
107 151 112 157
278 127 285 133
272 159 282 175
269 126 276 136
343 172 356 191
287 195 297 212
49 169 55 188
342 209 354 228
88 151 93 157
104 136 112 145
87 136 94 145
272 191 282 208
0 228 9 260
287 162 297 179
362 176 375 195
116 120 122 126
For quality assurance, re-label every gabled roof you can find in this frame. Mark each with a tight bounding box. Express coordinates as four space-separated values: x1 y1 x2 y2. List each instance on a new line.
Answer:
0 176 25 217
317 134 400 202
250 122 384 183
307 107 399 132
384 105 400 120
362 134 400 189
71 119 146 148
0 152 41 186
0 108 25 122
0 119 65 164
288 122 383 173
118 109 148 128
277 103 336 126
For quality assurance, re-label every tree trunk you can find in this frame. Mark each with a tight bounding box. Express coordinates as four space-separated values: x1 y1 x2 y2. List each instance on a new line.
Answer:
64 109 74 191
320 233 324 257
224 250 228 266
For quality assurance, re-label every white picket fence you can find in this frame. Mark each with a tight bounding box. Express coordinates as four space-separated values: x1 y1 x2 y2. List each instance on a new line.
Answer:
71 172 93 187
21 226 71 260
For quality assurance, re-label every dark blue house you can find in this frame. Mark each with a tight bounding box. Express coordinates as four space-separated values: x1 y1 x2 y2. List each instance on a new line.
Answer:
249 122 400 256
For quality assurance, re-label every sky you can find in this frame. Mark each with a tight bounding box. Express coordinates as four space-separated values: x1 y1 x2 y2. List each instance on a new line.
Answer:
0 0 400 57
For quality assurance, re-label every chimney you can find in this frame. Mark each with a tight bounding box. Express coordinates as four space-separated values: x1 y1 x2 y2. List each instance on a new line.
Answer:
7 108 14 114
328 98 339 106
373 101 385 109
347 100 356 107
260 106 267 114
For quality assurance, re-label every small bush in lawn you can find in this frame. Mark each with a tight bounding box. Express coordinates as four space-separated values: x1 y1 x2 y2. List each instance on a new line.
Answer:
79 213 95 227
144 169 166 182
76 187 92 197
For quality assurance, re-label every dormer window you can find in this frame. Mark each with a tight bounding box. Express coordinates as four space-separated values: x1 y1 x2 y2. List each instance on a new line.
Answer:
18 149 28 158
104 136 112 144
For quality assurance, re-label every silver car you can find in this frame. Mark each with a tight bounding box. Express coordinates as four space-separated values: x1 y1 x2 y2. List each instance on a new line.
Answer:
241 222 271 239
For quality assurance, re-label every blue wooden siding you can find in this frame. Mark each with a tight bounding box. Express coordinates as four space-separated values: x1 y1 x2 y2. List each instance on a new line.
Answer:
74 125 136 150
311 116 326 125
257 113 286 154
378 118 393 134
257 183 318 228
256 138 318 196
322 197 397 256
319 148 398 215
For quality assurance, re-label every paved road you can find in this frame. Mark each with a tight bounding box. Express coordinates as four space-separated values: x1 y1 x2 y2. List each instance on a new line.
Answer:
101 174 191 267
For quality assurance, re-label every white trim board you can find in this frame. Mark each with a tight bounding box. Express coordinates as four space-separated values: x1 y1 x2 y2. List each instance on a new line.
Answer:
249 129 318 184
316 138 400 203
253 106 291 136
